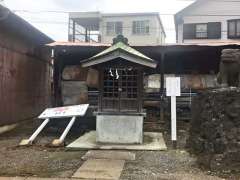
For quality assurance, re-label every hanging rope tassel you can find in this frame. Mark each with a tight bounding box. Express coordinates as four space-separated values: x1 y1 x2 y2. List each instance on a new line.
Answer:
109 68 114 77
116 69 119 79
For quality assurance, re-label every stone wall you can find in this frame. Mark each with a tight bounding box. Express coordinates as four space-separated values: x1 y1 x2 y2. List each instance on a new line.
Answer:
61 66 99 106
187 88 240 172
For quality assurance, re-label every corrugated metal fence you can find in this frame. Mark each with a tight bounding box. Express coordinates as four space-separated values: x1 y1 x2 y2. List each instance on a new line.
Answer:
0 45 52 126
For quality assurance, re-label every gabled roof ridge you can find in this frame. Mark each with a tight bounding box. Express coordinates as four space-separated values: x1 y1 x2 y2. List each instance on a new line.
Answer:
81 38 157 68
90 41 153 61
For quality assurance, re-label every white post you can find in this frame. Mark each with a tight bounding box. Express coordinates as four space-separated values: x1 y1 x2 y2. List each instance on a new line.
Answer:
29 118 50 142
52 116 76 146
171 96 177 142
19 118 50 146
59 116 76 142
166 77 180 148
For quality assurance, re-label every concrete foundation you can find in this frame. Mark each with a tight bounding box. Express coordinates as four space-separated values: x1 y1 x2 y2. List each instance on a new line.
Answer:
67 131 167 151
96 115 143 144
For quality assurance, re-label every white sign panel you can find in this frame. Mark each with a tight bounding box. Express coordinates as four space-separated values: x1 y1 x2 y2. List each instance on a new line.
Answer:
166 77 181 97
39 104 89 119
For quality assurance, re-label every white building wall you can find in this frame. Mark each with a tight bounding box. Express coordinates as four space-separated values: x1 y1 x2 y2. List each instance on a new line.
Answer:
177 24 183 43
100 15 165 46
177 0 240 44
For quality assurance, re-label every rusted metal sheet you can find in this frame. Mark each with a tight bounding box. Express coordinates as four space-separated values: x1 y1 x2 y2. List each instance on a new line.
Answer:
62 81 88 106
86 68 99 88
62 65 88 81
0 45 52 126
0 5 53 126
62 66 99 88
180 74 218 90
145 74 218 92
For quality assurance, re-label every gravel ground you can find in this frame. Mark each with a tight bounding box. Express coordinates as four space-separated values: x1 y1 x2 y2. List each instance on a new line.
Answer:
120 121 239 180
0 119 87 178
0 119 239 180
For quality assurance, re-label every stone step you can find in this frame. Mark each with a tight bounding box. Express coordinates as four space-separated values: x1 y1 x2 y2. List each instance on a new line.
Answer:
72 159 125 180
82 150 135 161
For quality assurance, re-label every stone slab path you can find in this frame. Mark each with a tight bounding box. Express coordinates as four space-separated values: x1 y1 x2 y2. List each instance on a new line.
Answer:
81 150 135 161
72 159 125 180
72 150 137 179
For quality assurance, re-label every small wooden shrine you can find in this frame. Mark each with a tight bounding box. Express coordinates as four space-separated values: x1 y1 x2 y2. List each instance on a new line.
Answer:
82 35 157 144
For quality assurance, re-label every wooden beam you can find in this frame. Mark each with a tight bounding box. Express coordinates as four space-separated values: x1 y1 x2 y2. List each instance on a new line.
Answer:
73 20 76 42
160 52 165 95
160 52 165 123
85 28 88 42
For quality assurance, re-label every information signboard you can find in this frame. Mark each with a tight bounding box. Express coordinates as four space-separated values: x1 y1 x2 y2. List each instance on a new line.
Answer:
166 77 181 97
166 77 181 145
39 104 89 119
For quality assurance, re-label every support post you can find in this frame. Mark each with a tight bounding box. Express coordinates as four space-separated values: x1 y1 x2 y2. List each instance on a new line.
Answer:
85 28 88 42
88 27 91 42
68 18 71 41
52 116 76 146
73 20 76 42
160 52 165 95
53 51 63 107
19 118 50 146
171 96 177 148
160 52 165 123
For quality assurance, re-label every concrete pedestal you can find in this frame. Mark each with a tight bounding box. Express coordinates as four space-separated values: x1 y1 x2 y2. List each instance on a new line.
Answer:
96 115 143 144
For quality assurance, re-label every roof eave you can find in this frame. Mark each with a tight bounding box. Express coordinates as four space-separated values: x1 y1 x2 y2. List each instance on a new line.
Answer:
88 47 154 61
0 4 53 44
82 51 157 68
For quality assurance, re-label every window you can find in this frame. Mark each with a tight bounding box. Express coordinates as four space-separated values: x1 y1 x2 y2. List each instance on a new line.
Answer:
132 20 150 35
228 19 240 38
106 22 123 36
195 24 207 38
183 22 221 40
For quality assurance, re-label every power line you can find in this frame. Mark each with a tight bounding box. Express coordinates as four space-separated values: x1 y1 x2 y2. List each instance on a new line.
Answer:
12 9 240 17
19 19 176 30
10 8 240 33
7 0 240 15
13 10 176 15
26 20 233 33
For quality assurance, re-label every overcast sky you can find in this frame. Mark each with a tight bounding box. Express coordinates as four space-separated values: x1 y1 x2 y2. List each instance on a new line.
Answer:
2 0 194 43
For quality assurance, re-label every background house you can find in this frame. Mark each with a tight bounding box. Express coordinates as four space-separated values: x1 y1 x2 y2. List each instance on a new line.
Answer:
175 0 240 44
0 5 53 126
68 12 166 45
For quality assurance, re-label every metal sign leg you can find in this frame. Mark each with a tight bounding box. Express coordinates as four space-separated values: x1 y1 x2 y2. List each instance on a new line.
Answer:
52 116 76 146
19 118 50 146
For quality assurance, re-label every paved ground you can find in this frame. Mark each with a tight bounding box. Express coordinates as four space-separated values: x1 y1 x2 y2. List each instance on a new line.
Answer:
0 175 225 180
0 119 239 180
0 178 71 180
